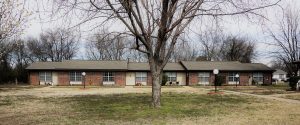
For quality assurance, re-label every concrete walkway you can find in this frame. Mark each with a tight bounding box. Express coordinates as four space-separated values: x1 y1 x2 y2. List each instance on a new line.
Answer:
219 89 300 104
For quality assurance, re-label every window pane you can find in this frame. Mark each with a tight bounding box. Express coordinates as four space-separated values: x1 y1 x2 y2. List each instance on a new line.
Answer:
166 72 176 82
228 72 238 82
45 72 52 81
198 72 210 83
76 72 82 81
39 72 52 82
39 72 45 81
70 72 82 82
199 72 210 77
104 72 114 82
136 72 147 82
253 72 263 82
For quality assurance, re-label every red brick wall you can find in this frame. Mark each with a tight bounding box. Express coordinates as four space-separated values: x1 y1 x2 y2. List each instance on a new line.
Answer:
115 72 126 86
29 71 39 85
85 72 102 86
239 72 250 86
188 72 198 85
147 72 152 86
58 71 70 86
263 72 272 85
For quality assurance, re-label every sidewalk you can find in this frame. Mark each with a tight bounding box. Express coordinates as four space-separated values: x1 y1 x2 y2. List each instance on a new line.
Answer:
223 89 300 104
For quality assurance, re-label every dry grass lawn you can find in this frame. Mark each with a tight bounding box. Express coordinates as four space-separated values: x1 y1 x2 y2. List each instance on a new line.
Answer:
194 85 295 95
282 94 300 101
0 92 299 125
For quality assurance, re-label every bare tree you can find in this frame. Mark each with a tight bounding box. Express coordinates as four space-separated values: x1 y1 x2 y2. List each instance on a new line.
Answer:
170 39 199 62
11 39 32 83
27 28 79 62
0 0 30 83
86 30 128 60
270 59 286 71
198 28 225 61
220 36 256 63
52 0 280 107
268 7 300 76
26 37 48 61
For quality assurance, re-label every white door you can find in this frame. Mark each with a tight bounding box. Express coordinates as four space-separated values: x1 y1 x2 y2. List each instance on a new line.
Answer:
52 72 58 85
126 72 135 85
176 72 186 85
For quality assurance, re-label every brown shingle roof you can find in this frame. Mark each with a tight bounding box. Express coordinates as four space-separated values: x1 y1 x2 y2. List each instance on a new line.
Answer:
180 61 274 71
27 60 274 72
127 62 185 71
26 62 59 70
26 60 128 70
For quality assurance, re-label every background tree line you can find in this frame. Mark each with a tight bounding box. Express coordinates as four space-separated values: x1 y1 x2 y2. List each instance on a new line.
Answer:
2 0 293 88
0 25 257 84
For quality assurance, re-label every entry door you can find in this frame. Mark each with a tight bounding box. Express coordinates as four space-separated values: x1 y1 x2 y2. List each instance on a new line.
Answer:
126 72 135 85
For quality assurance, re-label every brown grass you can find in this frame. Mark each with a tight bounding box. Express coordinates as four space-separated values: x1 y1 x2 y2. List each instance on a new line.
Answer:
0 93 299 125
282 94 300 101
199 85 296 95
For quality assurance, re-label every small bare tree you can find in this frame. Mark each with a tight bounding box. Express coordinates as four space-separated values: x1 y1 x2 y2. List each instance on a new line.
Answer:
52 0 280 107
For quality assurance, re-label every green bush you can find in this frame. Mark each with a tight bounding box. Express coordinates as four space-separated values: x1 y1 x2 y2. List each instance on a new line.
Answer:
215 75 225 86
161 74 168 86
289 76 300 90
252 80 257 85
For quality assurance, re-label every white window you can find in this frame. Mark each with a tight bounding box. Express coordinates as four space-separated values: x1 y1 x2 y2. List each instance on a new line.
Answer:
166 72 177 82
253 72 263 82
39 72 52 82
136 72 147 82
279 74 284 79
228 72 238 82
198 72 210 84
103 72 114 82
69 72 82 82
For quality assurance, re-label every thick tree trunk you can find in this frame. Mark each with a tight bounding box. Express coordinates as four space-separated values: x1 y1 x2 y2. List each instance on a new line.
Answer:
149 57 163 108
152 71 161 107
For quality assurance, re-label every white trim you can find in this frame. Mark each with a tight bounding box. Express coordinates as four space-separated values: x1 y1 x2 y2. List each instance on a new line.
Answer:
70 81 82 85
103 81 115 85
228 81 239 85
198 82 209 85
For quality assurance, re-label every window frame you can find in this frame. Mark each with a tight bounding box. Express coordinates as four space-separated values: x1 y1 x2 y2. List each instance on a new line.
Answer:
103 72 114 82
228 72 239 82
198 72 210 84
39 72 52 82
279 74 284 79
69 72 82 82
135 72 147 83
165 72 177 82
253 72 264 83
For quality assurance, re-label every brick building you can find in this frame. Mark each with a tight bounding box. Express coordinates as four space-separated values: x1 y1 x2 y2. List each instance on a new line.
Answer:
27 60 274 86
